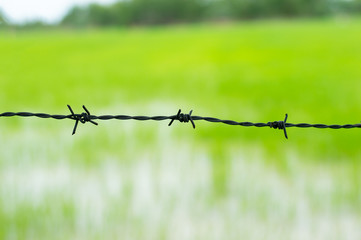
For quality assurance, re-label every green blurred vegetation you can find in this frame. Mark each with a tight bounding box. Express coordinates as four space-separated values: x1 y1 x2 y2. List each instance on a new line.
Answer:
60 0 361 27
1 18 361 240
0 9 7 26
1 18 361 159
1 0 361 29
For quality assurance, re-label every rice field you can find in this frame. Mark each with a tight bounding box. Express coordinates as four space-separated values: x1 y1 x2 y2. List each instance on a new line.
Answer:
1 18 361 239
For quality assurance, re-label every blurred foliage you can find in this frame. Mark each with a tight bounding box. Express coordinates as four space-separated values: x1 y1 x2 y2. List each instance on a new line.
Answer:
59 0 361 27
61 0 206 27
0 8 54 30
1 19 361 159
0 9 8 27
1 18 361 239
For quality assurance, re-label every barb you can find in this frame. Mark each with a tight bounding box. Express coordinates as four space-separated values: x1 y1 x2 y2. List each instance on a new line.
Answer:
168 109 195 129
1 105 361 138
268 114 288 139
67 105 98 135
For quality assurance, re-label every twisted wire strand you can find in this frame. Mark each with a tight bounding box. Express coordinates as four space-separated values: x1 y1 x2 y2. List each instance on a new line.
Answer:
0 105 360 138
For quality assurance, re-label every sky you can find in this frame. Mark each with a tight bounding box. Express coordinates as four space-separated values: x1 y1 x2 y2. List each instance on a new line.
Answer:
0 0 117 24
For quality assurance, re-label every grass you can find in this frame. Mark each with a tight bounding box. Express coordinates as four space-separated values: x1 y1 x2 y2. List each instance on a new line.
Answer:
0 18 361 239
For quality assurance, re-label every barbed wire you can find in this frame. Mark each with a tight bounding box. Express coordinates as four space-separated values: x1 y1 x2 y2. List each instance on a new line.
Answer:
0 105 360 139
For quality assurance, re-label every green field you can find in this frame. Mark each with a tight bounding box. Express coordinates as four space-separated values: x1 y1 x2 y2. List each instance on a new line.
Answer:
1 19 361 239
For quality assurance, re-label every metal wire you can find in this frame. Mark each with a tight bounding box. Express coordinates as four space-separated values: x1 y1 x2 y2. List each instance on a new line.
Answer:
1 105 360 139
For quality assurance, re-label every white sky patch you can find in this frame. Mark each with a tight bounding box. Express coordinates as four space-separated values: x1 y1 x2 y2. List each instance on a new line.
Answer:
0 0 117 24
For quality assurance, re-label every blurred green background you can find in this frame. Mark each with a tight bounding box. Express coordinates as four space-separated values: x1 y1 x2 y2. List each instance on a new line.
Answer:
1 1 361 239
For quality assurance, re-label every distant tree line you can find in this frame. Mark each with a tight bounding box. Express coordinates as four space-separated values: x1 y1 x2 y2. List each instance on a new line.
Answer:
0 9 54 30
60 0 361 27
1 0 361 29
0 9 7 26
